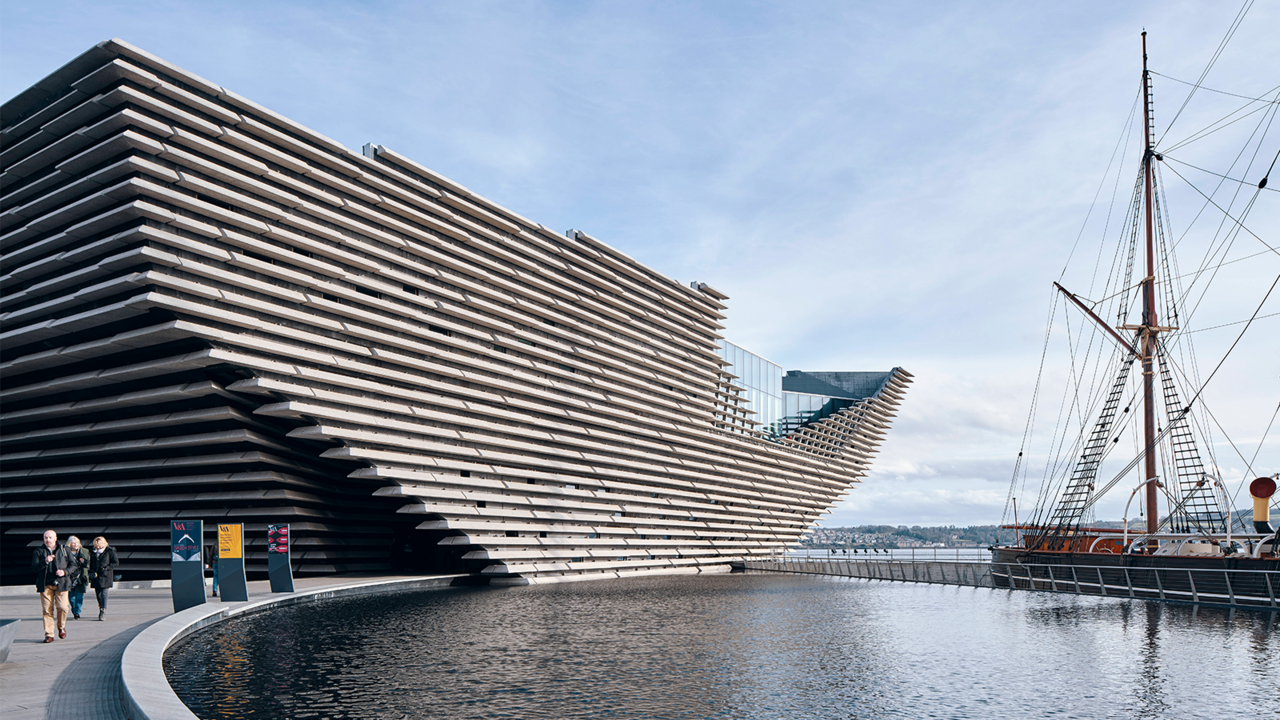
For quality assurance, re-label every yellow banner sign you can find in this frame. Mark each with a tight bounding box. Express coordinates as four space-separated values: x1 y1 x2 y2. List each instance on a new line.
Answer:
218 524 243 559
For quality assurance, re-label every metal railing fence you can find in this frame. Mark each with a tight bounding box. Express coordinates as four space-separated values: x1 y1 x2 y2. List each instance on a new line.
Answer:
785 547 990 562
745 556 1278 611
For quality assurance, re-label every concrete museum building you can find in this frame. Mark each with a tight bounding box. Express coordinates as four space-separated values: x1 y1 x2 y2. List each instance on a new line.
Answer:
1 40 911 585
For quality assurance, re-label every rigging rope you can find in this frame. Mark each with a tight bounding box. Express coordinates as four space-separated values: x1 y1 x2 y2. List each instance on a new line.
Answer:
1160 163 1276 255
1231 402 1280 527
1074 271 1280 520
1162 155 1280 191
1167 351 1268 487
1181 311 1279 334
1017 15 1274 537
1157 0 1255 145
1162 86 1280 155
1151 71 1280 103
1058 90 1142 282
1163 81 1277 327
1003 285 1061 528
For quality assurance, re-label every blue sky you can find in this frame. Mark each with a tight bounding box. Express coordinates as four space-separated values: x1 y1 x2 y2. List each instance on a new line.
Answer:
3 1 1276 526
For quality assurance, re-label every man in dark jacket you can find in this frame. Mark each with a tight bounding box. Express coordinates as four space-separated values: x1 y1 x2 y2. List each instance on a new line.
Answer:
31 529 74 642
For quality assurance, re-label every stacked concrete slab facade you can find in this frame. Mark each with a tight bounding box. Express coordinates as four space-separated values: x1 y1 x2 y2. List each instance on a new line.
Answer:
1 39 912 584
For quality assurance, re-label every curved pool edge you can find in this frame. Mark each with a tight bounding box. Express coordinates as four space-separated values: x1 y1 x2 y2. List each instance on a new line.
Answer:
121 575 470 720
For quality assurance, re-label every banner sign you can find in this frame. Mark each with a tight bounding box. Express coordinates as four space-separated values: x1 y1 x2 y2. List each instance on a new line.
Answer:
171 520 202 562
267 523 294 593
216 523 249 602
170 519 205 613
218 524 243 560
268 524 289 553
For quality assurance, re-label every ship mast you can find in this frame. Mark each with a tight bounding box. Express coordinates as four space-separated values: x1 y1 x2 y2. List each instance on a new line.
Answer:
1140 31 1160 534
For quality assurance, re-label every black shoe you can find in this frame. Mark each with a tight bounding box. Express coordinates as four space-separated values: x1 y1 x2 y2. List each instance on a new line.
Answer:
98 610 105 621
212 590 218 597
73 613 80 620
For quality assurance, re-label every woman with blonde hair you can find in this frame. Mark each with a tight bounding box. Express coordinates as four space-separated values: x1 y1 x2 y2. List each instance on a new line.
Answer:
88 536 118 621
66 536 90 619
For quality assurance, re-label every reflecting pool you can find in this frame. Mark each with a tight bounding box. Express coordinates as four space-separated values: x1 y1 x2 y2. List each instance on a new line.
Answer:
165 573 1278 719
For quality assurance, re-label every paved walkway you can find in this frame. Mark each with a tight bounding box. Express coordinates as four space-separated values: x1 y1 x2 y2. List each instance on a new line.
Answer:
0 575 409 720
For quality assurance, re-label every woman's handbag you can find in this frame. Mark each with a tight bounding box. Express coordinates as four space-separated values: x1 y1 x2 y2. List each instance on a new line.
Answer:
71 552 88 592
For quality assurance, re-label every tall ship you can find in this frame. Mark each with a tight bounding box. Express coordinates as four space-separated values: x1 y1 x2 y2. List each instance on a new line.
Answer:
992 32 1278 607
1 40 910 585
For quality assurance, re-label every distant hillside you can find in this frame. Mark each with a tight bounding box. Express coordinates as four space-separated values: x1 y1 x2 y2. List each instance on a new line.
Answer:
804 525 1005 548
808 511 1262 549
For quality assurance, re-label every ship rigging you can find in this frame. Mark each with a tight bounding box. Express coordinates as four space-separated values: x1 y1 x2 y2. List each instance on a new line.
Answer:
999 28 1278 569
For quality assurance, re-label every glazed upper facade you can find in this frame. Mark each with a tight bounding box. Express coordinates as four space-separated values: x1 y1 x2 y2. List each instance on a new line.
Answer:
0 39 911 584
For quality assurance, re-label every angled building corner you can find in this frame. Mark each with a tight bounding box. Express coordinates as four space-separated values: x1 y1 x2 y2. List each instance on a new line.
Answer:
0 39 912 585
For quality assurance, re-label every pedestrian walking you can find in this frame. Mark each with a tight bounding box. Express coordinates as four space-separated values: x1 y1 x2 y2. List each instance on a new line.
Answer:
204 544 219 597
89 536 118 621
66 535 90 619
31 529 75 642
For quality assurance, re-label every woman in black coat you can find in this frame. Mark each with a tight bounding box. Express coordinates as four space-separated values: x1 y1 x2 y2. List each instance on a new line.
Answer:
66 536 90 619
88 536 118 621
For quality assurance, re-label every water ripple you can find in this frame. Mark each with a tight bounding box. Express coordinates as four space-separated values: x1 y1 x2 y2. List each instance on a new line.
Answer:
165 573 1278 719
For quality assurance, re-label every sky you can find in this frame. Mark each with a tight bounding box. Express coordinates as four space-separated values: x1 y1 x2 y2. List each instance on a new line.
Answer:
2 0 1276 527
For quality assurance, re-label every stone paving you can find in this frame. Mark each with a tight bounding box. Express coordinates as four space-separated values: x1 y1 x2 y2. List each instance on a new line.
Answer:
0 575 408 720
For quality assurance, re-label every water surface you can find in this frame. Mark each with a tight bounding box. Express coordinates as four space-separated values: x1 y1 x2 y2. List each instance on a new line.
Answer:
165 573 1278 719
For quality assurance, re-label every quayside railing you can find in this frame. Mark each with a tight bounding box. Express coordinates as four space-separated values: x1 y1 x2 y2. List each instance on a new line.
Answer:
743 556 1278 611
786 547 990 562
747 557 993 588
